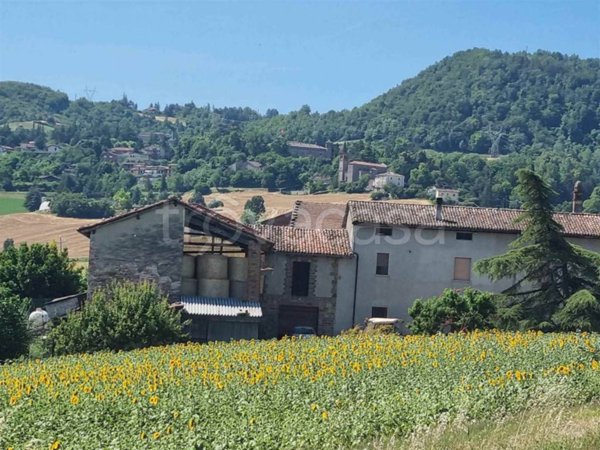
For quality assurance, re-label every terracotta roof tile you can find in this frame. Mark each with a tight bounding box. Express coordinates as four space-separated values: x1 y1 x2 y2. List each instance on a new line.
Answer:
290 201 346 229
253 225 353 257
346 201 600 238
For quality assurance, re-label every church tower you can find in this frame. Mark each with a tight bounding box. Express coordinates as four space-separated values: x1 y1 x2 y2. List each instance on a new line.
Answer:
338 143 348 183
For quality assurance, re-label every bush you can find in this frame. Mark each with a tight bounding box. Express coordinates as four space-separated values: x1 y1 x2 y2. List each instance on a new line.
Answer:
48 281 188 355
51 193 114 218
208 199 224 208
409 288 497 334
370 191 388 201
0 289 30 360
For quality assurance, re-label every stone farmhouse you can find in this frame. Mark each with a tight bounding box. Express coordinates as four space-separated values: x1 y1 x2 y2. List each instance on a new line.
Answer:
73 187 600 341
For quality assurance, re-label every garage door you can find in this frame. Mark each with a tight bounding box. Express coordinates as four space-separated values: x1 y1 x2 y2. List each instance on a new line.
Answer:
278 305 318 337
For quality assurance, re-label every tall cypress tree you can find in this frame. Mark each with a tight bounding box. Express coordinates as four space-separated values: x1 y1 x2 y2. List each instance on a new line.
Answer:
475 170 600 328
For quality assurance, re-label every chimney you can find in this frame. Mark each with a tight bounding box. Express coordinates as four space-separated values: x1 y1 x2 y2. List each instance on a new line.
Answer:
435 197 443 221
572 181 583 213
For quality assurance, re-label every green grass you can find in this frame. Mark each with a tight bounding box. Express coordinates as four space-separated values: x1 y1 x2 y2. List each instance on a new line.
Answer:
7 120 55 132
372 403 600 450
0 191 27 215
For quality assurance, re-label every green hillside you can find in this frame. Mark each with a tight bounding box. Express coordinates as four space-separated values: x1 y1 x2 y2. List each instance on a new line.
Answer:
0 81 69 123
0 49 599 212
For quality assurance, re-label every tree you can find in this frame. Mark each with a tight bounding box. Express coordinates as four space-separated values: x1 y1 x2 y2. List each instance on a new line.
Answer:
48 281 187 355
475 170 600 328
553 289 600 332
408 288 497 334
240 209 258 225
190 190 205 206
0 242 84 304
113 188 133 210
51 193 114 219
193 182 212 196
583 186 600 213
244 195 266 218
0 288 30 360
131 186 142 206
24 187 44 211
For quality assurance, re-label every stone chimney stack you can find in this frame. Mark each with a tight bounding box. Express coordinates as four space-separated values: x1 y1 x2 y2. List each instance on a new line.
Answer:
572 181 583 213
435 197 443 221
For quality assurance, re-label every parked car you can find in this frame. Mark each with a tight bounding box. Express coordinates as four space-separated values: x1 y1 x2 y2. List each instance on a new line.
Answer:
292 326 316 338
365 318 401 333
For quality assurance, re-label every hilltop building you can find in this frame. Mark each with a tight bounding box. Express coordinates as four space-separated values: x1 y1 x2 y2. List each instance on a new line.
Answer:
372 172 405 190
287 141 332 160
338 144 389 186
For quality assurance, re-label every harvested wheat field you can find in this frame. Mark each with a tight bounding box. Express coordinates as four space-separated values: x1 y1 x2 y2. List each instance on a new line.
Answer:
0 192 429 259
0 213 97 259
203 189 430 221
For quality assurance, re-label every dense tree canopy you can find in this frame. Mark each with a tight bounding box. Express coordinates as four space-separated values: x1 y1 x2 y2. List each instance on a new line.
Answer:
1 49 599 211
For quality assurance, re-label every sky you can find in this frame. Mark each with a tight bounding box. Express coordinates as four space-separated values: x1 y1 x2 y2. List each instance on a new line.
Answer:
0 1 599 114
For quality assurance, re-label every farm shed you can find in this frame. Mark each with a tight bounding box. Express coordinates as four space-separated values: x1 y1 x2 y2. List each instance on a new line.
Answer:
179 296 262 342
78 197 273 342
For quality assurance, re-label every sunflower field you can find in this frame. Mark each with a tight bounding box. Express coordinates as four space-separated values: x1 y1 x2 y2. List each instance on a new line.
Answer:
1 331 600 449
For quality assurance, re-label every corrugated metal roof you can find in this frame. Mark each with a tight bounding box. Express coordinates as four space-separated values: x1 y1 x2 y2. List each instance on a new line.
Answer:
180 296 263 317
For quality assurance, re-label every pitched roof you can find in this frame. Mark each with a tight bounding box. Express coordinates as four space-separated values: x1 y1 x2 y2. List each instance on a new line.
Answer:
290 201 346 229
287 141 328 151
179 296 262 317
253 225 353 257
345 201 600 239
78 197 271 245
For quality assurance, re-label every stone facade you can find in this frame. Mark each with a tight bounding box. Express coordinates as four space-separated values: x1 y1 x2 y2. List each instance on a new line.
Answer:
87 202 185 296
261 253 340 337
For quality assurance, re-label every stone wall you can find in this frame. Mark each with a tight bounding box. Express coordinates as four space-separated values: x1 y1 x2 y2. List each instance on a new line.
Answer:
87 202 184 296
261 253 339 337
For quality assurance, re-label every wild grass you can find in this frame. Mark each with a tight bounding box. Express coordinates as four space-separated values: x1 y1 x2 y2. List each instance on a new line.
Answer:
0 192 26 215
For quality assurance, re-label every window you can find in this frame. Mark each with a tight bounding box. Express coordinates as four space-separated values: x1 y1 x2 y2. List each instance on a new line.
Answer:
454 257 471 281
376 253 389 275
291 261 310 296
456 232 473 241
371 306 388 318
376 226 393 236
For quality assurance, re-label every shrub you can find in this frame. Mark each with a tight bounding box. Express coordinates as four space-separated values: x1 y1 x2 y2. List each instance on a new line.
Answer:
0 289 30 360
409 288 497 334
370 191 388 201
208 199 224 208
48 281 188 355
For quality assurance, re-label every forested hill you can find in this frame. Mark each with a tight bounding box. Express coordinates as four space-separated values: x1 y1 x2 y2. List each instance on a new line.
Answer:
1 48 600 212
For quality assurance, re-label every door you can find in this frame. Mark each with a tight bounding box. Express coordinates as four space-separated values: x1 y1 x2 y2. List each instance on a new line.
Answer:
278 305 319 337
